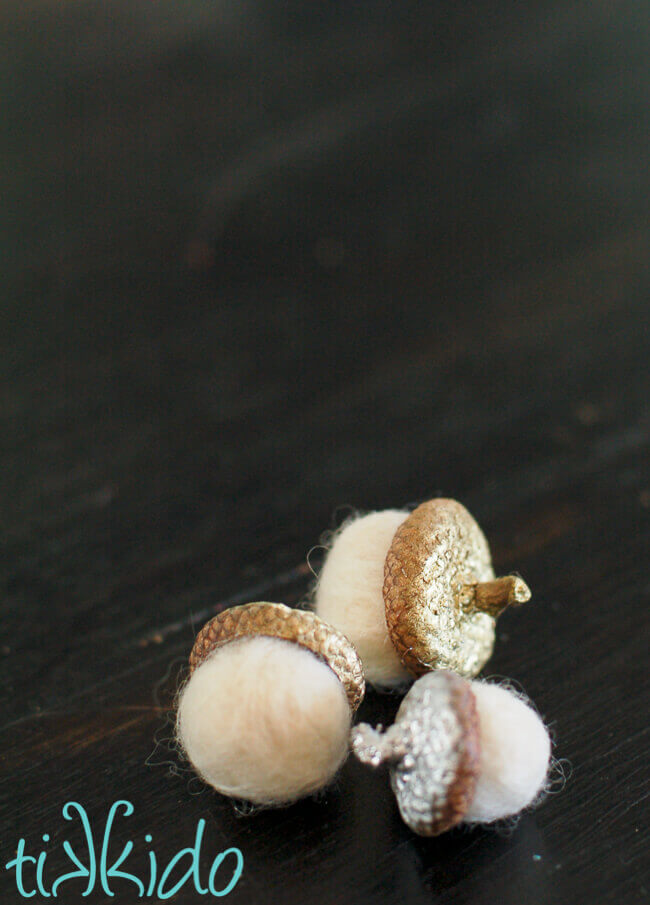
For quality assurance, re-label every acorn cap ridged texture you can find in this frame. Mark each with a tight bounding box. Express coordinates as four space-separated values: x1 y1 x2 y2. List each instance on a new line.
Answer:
384 499 500 677
189 601 365 712
351 671 481 836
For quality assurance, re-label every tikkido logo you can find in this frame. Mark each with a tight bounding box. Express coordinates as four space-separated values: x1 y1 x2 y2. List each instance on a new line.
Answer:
5 800 244 899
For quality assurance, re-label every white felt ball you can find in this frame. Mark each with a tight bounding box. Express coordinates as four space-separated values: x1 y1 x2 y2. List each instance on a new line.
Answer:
176 636 352 805
314 510 411 687
465 681 551 823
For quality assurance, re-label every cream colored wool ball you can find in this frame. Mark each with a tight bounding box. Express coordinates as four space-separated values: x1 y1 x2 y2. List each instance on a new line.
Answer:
176 636 352 805
314 510 411 686
465 680 551 823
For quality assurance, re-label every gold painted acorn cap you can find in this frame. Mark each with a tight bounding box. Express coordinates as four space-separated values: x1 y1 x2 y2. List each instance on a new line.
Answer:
384 499 531 677
189 601 365 712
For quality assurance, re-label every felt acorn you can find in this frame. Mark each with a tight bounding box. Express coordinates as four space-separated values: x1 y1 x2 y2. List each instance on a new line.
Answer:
314 499 531 686
176 602 365 806
351 671 551 836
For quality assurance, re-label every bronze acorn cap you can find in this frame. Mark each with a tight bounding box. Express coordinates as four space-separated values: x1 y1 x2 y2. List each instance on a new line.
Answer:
189 601 365 712
351 671 481 836
384 499 530 678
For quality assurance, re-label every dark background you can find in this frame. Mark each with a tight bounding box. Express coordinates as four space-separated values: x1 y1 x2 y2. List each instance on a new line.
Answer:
1 1 649 903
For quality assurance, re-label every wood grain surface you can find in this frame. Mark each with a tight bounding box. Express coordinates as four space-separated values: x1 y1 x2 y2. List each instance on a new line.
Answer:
1 2 648 903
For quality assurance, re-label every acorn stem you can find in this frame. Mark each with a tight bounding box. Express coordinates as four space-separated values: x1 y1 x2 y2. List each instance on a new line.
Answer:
351 724 409 767
465 575 531 617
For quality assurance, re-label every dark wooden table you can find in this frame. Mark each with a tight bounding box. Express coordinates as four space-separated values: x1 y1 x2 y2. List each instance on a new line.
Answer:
1 2 649 903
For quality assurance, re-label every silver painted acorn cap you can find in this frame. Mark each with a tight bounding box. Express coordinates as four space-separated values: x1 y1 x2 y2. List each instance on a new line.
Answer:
350 671 481 835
